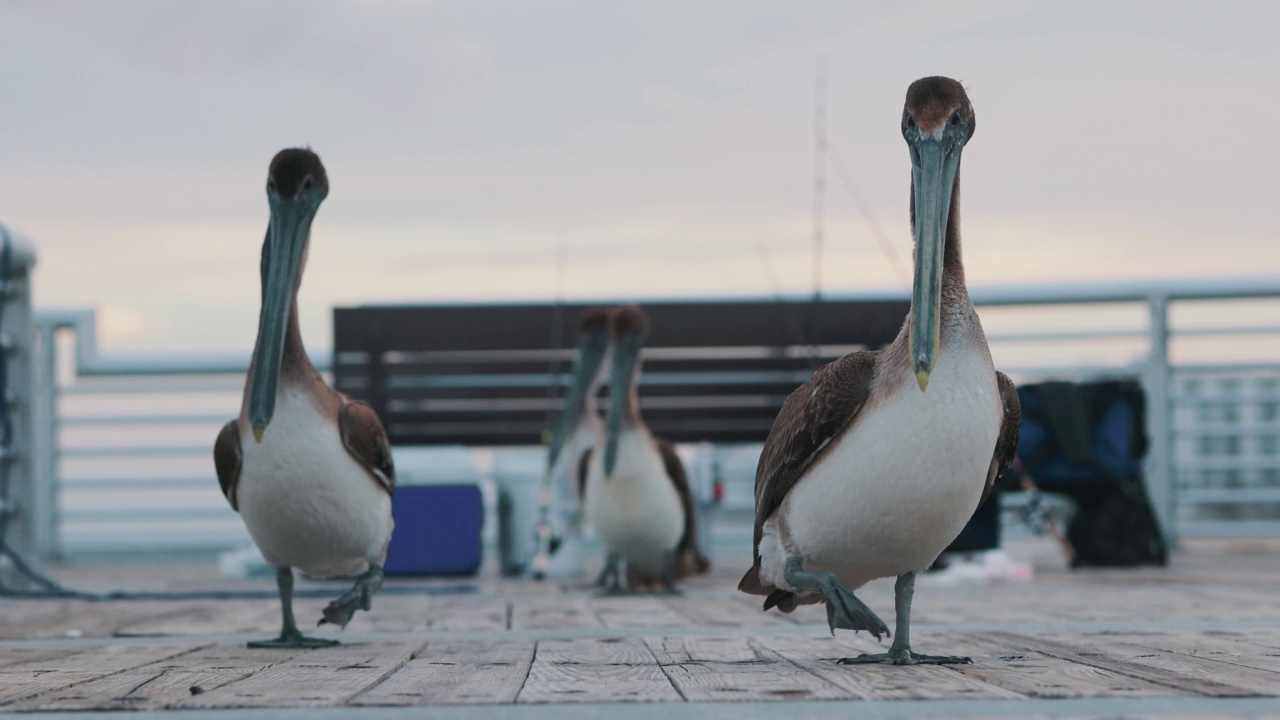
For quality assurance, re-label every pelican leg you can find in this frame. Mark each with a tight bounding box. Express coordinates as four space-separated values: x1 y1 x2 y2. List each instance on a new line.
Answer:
595 552 620 589
598 554 628 595
249 567 339 649
656 549 682 596
319 563 384 629
783 557 889 640
837 572 970 665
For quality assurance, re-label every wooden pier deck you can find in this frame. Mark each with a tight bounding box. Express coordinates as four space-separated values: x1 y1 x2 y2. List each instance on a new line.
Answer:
2 538 1279 719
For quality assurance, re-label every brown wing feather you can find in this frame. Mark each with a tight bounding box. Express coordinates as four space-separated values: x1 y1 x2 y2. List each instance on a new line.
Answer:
339 399 396 497
737 350 879 601
980 371 1022 506
213 420 242 512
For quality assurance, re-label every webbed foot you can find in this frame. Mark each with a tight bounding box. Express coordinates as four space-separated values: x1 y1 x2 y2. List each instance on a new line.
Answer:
783 557 889 640
838 649 970 666
248 629 339 649
318 565 383 629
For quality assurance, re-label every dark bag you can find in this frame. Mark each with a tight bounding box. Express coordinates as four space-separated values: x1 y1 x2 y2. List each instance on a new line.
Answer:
1018 380 1167 568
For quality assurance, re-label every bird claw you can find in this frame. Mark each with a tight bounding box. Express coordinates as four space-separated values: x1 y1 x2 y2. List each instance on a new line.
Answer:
318 576 376 629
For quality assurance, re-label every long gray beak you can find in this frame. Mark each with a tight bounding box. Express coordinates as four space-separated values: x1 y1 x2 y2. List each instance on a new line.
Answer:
602 336 641 477
908 135 962 391
546 329 610 469
248 195 319 442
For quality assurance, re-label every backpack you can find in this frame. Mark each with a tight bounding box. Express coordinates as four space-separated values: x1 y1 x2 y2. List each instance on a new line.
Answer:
1017 380 1167 567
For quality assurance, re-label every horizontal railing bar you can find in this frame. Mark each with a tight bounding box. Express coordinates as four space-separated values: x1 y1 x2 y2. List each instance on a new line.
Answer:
1175 520 1280 538
1173 426 1280 438
1179 487 1280 504
60 414 229 427
1175 325 1280 338
985 329 1147 343
60 445 213 459
1171 390 1280 404
62 476 212 490
62 380 244 395
60 506 236 521
1175 456 1280 471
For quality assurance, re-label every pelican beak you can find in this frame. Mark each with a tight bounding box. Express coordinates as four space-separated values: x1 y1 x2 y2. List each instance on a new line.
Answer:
603 333 642 478
546 327 610 469
248 190 323 442
907 126 964 391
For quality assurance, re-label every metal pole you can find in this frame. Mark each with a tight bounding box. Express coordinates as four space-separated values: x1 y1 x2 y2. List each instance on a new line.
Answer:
1145 294 1176 546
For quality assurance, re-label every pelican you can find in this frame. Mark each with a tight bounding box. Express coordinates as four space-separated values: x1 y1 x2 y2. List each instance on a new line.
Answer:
737 77 1021 665
214 148 395 648
581 306 710 592
545 308 613 505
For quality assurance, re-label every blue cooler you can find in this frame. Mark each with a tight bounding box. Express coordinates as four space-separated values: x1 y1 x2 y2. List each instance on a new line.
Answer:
383 447 485 576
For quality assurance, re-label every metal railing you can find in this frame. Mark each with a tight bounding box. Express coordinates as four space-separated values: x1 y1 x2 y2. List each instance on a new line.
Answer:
0 226 40 587
19 276 1280 560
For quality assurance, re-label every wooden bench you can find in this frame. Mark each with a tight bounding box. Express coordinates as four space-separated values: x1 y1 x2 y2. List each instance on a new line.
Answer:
331 298 910 447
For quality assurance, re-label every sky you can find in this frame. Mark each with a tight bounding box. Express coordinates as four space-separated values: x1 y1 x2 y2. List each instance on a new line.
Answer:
1 0 1278 354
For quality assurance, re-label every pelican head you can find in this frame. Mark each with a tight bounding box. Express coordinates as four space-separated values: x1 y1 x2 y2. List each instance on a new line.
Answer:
248 148 330 443
602 305 649 477
545 308 613 469
903 76 974 391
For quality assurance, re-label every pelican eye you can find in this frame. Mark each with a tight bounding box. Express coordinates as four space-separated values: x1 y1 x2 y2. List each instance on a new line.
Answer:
905 114 916 128
302 176 315 190
949 111 962 126
267 178 276 191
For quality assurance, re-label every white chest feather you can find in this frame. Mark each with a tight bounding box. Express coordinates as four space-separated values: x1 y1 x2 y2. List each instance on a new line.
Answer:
237 387 393 577
761 346 1001 590
583 429 685 569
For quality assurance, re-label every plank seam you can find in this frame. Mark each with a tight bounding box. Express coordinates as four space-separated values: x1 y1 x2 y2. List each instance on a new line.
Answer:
342 640 431 706
511 638 539 704
642 637 689 702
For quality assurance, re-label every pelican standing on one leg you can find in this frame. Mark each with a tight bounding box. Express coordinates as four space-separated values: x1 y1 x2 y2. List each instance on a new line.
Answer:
582 306 710 593
214 148 396 648
738 77 1021 665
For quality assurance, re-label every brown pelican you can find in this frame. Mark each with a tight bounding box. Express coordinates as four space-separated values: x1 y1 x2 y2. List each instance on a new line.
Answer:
737 77 1021 665
214 148 395 648
581 306 710 592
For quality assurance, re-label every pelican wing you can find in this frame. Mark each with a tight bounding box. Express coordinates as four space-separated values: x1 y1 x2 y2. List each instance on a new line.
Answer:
981 371 1022 505
738 350 878 598
339 399 396 496
213 420 242 511
657 437 711 578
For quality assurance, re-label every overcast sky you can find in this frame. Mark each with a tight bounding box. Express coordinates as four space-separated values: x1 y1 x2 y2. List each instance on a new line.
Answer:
2 1 1277 353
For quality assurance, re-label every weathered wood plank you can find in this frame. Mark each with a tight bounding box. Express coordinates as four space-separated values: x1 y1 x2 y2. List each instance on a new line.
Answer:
647 635 848 702
177 641 423 708
5 643 299 712
353 639 535 706
519 637 680 704
0 643 207 706
510 597 602 630
661 594 794 628
0 645 88 670
423 596 509 632
990 632 1280 697
753 634 1024 701
1047 630 1280 675
934 632 1191 698
111 601 279 638
593 596 690 629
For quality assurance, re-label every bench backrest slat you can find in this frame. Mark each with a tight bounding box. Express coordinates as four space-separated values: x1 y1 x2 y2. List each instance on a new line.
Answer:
333 299 909 446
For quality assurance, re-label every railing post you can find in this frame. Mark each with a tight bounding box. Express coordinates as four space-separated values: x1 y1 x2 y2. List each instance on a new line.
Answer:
0 227 42 589
1145 294 1176 546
